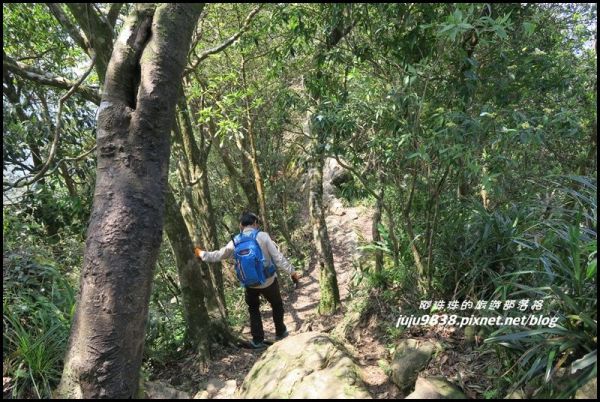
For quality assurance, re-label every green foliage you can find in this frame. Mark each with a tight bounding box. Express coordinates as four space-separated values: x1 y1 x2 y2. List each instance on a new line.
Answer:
482 176 597 398
3 252 76 399
2 2 597 399
225 285 249 331
335 179 372 206
144 247 186 365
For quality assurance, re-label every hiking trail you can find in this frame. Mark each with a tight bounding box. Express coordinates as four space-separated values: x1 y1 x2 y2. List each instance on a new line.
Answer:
149 158 397 398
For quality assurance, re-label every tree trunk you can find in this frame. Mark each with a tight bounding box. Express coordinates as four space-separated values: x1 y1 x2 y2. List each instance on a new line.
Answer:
480 162 491 210
175 140 226 320
278 187 303 259
404 170 427 292
176 99 226 314
309 120 340 315
372 181 384 273
163 189 233 358
219 146 260 212
240 55 269 230
304 6 353 315
249 141 269 231
57 4 203 398
163 189 212 357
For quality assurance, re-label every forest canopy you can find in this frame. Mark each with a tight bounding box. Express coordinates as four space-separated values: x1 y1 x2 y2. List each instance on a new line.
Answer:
3 3 597 399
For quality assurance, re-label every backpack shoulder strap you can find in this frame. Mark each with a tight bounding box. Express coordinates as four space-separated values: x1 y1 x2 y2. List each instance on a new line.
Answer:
250 229 260 240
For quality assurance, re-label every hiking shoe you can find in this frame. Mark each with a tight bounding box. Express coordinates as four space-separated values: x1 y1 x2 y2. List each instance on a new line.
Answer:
250 340 267 349
275 330 289 341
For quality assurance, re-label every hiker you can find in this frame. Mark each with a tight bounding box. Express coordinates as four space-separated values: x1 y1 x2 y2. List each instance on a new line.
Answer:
194 212 300 349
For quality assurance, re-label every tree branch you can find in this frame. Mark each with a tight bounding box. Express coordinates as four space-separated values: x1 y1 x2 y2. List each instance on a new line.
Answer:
65 3 116 82
107 3 124 30
4 56 97 190
3 53 100 105
47 3 90 51
184 4 263 76
43 144 97 180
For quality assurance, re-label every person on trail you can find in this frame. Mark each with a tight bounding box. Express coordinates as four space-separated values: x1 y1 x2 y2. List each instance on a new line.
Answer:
194 212 300 349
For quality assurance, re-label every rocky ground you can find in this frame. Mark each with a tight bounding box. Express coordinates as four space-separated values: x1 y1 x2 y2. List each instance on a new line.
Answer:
147 159 395 398
146 159 503 399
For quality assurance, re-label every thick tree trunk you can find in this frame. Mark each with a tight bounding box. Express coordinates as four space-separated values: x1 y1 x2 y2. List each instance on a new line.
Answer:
174 130 227 324
57 4 203 399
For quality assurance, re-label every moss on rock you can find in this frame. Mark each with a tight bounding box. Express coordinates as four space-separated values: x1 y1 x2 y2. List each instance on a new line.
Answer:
238 332 371 399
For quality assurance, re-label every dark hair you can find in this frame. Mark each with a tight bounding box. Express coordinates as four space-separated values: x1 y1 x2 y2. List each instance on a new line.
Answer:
239 212 260 227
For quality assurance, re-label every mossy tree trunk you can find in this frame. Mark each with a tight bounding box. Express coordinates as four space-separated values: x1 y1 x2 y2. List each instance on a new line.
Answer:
175 98 226 315
308 135 341 314
372 180 385 274
163 188 212 357
163 188 233 358
306 5 354 315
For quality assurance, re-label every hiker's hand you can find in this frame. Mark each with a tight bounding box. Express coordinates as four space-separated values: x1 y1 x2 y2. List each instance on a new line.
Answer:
194 247 203 259
291 272 300 289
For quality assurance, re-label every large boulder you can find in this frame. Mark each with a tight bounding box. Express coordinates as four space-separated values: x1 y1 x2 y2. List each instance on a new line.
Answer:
390 339 441 391
238 332 371 399
405 377 466 399
324 157 353 188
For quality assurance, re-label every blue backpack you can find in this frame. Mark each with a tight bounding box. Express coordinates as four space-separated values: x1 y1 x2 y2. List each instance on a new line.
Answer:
232 229 276 287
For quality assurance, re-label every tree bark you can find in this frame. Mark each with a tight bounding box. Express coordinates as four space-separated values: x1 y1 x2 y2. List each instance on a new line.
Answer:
308 144 340 315
404 170 427 292
305 6 353 315
372 179 384 274
57 4 203 398
175 100 226 316
163 188 212 357
219 146 260 212
241 55 269 231
163 188 233 358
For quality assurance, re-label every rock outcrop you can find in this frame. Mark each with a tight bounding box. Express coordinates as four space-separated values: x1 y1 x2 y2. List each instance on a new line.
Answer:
238 332 371 399
405 377 466 399
390 339 441 390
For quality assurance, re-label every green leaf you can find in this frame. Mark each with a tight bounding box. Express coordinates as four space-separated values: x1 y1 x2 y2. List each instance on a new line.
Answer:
586 256 597 280
571 350 597 374
523 21 536 36
545 349 556 382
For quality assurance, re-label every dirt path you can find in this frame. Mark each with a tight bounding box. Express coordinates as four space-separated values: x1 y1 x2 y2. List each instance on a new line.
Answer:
261 158 375 336
262 202 374 335
154 161 388 398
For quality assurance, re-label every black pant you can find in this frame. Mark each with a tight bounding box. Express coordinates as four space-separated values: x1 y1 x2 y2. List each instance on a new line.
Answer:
245 277 286 343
